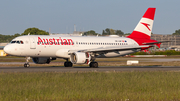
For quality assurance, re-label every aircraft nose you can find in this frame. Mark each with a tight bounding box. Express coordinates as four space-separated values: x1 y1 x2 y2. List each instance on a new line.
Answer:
3 45 11 55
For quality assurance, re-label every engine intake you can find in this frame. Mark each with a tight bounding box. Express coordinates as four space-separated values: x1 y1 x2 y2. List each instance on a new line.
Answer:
70 52 91 64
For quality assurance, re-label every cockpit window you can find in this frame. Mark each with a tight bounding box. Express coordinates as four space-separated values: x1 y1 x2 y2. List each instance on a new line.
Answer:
20 41 24 44
17 41 20 44
11 41 16 43
10 40 24 44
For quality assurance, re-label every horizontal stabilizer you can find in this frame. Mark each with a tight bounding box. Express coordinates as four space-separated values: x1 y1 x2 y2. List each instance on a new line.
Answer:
142 41 171 48
142 41 171 45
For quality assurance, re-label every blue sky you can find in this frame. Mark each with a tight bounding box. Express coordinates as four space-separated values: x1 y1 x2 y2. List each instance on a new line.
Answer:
0 0 180 35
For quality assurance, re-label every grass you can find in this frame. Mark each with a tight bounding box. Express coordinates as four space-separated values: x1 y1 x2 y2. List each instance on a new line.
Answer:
0 72 180 101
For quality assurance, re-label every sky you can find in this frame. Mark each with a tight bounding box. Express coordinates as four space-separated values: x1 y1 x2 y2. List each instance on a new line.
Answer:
0 0 180 35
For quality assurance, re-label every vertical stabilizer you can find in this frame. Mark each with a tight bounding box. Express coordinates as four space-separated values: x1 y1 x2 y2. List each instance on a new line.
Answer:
128 8 156 39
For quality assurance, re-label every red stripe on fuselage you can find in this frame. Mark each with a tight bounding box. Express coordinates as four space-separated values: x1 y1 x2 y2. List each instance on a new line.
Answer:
127 31 150 39
129 37 158 50
127 31 158 50
131 38 157 46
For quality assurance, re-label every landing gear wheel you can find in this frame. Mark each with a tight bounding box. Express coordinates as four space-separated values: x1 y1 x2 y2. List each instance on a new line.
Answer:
89 62 92 67
64 62 73 67
24 57 30 68
89 62 98 68
24 63 30 68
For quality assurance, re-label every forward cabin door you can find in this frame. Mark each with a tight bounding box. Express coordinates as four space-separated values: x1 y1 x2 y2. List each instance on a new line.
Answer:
29 37 36 49
75 41 79 47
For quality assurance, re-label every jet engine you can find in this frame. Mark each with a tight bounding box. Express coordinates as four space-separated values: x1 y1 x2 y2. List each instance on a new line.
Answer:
32 57 51 64
70 52 91 64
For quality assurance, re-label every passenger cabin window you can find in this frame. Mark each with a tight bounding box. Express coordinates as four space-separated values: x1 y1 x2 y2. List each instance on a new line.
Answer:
76 42 128 46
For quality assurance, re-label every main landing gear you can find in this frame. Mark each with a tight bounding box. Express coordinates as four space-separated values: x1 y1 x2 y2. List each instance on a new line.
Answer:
89 57 98 68
89 62 98 68
63 59 98 68
64 59 73 67
24 57 30 68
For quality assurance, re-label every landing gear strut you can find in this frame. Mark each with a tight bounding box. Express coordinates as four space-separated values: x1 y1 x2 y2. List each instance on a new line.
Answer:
24 57 30 68
64 59 73 67
89 62 98 68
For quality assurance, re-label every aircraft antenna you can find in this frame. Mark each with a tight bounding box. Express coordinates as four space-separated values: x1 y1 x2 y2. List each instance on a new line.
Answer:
49 28 51 35
74 24 76 32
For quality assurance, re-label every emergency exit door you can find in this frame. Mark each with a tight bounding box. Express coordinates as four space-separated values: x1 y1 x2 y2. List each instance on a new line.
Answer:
29 37 36 49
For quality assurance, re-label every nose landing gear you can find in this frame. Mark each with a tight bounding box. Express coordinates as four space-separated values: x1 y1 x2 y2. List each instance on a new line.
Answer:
24 57 30 68
24 63 30 68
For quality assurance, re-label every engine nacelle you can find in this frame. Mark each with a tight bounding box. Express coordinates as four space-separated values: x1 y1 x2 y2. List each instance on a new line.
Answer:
70 52 91 64
32 57 51 64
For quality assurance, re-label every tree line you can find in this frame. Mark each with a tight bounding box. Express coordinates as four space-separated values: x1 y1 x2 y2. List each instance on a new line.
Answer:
172 29 180 35
83 28 130 36
85 28 180 36
0 28 126 43
1 27 180 43
0 28 49 43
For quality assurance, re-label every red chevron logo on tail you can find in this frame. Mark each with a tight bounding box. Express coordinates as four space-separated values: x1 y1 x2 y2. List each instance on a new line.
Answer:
141 22 151 31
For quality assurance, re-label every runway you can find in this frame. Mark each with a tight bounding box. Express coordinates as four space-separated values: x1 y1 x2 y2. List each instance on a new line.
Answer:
1 57 180 72
1 66 180 72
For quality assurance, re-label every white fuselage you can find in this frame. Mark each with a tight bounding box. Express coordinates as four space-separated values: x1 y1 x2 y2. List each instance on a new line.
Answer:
4 35 139 58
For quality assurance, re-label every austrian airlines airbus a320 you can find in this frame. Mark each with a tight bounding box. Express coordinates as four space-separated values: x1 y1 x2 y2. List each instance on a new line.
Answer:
4 8 162 68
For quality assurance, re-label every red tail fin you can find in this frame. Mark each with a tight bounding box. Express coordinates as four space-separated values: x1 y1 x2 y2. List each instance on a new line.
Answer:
128 8 156 39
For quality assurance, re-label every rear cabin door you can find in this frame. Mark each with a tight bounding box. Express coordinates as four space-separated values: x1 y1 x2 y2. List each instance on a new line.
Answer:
29 37 36 49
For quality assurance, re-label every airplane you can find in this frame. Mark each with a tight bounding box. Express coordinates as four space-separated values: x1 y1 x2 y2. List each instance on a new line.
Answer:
4 7 162 68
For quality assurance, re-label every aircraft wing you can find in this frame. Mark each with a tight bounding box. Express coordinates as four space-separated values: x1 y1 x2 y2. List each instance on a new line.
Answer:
68 45 151 53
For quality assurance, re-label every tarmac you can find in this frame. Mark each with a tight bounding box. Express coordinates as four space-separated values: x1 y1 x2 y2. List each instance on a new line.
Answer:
1 57 180 72
0 66 180 72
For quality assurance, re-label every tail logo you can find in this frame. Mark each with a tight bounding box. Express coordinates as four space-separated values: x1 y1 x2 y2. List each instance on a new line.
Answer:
141 22 151 31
